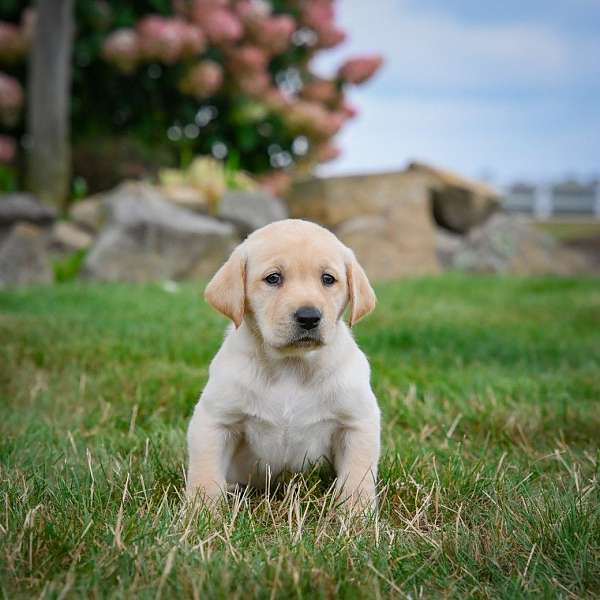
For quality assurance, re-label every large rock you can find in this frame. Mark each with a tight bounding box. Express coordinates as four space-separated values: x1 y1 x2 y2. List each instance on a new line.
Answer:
288 171 440 280
84 182 238 282
159 184 208 213
435 228 464 269
0 193 56 245
287 172 406 227
0 223 53 288
218 190 288 236
408 162 501 234
450 214 592 275
69 197 105 233
50 221 94 253
335 216 408 281
565 235 600 273
0 193 57 226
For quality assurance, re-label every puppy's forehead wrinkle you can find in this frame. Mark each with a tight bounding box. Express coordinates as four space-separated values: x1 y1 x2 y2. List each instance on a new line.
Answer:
243 219 347 265
245 218 339 244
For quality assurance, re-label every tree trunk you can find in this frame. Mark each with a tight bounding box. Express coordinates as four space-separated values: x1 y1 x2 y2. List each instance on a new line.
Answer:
26 0 74 210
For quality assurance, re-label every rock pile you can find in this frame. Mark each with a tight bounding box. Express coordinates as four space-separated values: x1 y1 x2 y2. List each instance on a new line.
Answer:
83 182 238 282
286 170 441 280
0 162 595 288
0 183 287 288
441 214 592 275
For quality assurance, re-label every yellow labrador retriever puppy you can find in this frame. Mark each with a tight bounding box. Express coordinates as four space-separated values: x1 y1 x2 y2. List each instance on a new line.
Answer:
186 219 380 512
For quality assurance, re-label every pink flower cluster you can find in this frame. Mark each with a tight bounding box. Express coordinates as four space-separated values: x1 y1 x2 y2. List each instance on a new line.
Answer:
301 78 338 104
234 0 271 23
285 100 346 139
242 11 296 55
338 55 384 84
0 134 16 164
192 0 243 44
0 72 24 128
300 0 346 49
225 45 270 96
179 60 224 99
138 16 205 63
103 16 205 72
228 45 268 72
102 29 139 73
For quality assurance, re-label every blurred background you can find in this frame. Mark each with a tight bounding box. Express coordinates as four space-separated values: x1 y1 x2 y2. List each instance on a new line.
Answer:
0 0 599 287
317 1 600 186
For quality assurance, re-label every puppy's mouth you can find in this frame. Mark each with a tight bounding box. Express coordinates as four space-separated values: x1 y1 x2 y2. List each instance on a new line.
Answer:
285 333 324 349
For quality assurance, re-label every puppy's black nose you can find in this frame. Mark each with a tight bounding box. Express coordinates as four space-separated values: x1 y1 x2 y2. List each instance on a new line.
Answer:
294 306 322 330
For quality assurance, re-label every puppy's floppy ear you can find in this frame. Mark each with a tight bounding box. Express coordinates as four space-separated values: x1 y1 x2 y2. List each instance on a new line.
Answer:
204 247 246 328
346 251 376 327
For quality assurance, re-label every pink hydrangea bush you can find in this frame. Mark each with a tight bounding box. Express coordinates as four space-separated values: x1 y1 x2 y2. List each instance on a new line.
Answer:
0 11 31 166
0 1 384 184
98 0 383 189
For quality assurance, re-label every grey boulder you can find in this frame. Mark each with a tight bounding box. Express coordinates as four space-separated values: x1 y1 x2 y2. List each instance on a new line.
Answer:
0 223 53 288
451 214 592 275
69 197 105 233
84 182 238 282
0 193 56 246
50 221 94 253
218 190 287 236
0 193 57 227
408 162 500 234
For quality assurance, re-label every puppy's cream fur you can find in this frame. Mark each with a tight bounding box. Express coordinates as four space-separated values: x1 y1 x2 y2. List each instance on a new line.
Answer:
186 219 380 511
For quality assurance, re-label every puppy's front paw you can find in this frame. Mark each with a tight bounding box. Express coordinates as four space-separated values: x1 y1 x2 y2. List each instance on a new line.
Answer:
337 483 378 518
185 482 226 518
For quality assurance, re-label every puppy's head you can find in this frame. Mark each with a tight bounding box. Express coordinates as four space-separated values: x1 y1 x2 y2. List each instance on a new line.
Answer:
205 219 376 353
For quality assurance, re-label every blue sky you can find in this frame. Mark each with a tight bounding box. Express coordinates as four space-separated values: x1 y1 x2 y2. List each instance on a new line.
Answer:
315 0 600 184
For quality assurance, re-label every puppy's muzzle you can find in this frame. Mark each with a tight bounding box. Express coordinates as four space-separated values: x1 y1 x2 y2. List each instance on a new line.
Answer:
294 306 322 331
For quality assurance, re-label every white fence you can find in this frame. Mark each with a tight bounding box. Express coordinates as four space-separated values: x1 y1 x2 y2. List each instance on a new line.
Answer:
503 183 600 218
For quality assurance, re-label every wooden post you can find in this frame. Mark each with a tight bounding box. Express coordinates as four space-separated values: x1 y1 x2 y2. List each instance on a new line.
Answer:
26 0 74 209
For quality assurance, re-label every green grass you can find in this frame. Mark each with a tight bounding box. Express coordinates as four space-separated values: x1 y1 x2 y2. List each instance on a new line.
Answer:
1 275 599 599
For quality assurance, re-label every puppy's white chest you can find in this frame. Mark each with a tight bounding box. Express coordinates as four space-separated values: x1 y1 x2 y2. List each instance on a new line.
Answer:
241 382 337 475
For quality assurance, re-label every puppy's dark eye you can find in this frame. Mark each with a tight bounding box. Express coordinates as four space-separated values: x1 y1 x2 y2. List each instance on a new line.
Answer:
321 273 336 286
264 273 282 286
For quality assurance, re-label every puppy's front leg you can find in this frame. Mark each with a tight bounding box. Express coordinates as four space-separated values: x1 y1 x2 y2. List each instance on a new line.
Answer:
334 422 380 514
186 404 230 505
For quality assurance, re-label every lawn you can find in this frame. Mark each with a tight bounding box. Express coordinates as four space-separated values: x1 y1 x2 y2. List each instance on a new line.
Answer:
1 275 599 598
